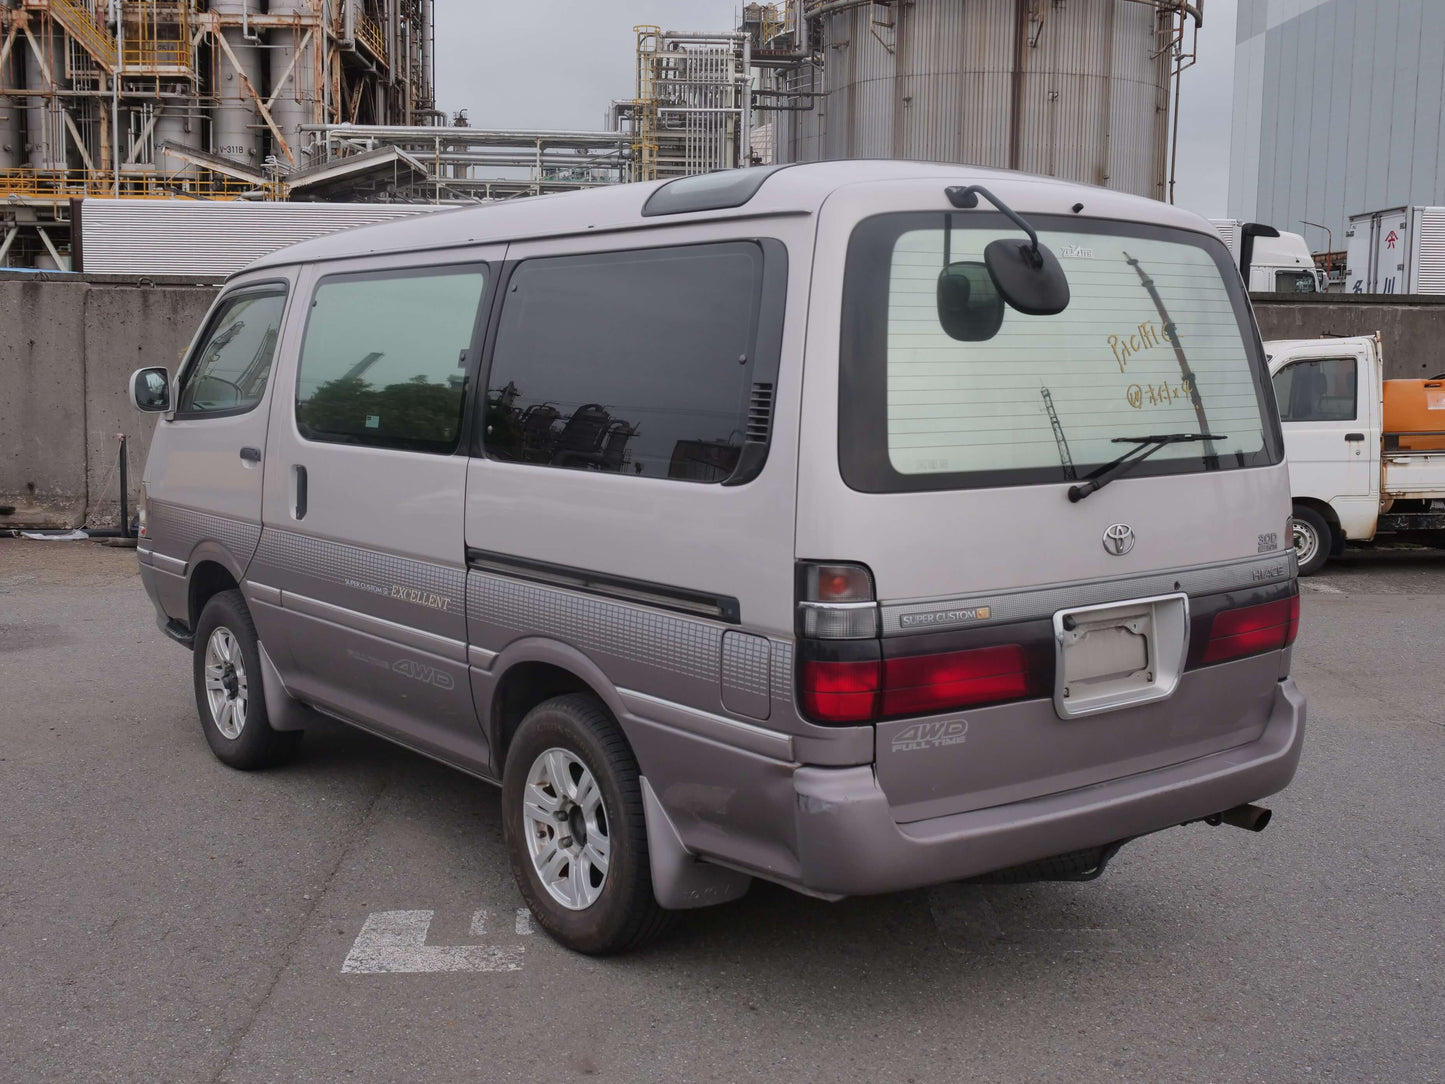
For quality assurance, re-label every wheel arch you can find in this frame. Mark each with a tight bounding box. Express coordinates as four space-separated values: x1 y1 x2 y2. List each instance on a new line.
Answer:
187 544 246 631
483 638 635 777
1292 497 1345 555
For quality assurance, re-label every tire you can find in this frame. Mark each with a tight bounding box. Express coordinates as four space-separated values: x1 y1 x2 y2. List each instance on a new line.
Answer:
192 589 301 770
502 693 670 955
1291 506 1333 576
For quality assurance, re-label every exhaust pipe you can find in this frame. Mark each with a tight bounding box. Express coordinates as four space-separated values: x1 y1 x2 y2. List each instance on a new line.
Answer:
1205 803 1272 832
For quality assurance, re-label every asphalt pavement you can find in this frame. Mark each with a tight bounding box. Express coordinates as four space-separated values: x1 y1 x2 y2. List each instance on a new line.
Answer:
1 538 1441 1083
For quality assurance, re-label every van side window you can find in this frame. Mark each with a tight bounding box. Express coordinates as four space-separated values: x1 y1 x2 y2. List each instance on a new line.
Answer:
295 266 487 453
1273 357 1357 422
175 287 287 417
483 243 764 482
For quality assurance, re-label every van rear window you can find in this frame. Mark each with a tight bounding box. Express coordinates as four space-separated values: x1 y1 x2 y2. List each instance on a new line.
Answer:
839 213 1283 492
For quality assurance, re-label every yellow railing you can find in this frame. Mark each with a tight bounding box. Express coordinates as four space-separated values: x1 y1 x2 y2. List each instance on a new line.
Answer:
356 13 386 64
44 0 119 69
0 168 283 201
121 0 192 72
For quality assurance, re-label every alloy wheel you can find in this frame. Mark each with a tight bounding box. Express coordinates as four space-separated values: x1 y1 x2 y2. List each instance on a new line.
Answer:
203 627 249 740
521 747 611 910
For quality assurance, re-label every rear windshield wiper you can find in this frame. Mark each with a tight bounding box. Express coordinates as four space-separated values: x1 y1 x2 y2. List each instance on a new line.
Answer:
1068 433 1228 503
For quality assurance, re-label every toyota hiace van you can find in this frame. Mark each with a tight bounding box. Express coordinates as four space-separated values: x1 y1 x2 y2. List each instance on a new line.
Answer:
130 162 1306 954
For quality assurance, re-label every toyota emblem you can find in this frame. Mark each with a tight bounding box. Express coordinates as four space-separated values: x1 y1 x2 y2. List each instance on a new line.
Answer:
1102 523 1136 556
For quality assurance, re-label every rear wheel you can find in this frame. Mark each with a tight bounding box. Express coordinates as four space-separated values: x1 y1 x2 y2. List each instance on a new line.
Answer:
192 589 301 770
502 693 670 955
1291 506 1333 576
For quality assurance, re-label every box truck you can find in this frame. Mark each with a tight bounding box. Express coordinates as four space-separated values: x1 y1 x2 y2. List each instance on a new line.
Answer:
1344 206 1445 294
1267 334 1445 572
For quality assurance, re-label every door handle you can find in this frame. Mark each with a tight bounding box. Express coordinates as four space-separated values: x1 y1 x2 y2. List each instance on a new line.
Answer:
293 465 308 520
239 446 262 463
1344 432 1365 441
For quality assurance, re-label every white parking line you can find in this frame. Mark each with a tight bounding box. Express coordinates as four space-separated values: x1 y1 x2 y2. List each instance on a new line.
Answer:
342 909 531 974
515 908 533 936
1301 580 1345 594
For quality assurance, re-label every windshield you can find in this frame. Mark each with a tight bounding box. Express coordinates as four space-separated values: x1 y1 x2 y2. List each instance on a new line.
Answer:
839 212 1283 492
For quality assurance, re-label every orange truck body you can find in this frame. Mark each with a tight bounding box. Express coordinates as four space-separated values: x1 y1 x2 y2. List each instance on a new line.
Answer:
1384 379 1445 451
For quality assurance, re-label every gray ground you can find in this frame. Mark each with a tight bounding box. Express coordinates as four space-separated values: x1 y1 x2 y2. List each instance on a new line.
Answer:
1 538 1441 1083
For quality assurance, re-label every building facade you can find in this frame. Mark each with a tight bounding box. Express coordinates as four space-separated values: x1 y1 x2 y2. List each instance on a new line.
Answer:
1229 0 1445 256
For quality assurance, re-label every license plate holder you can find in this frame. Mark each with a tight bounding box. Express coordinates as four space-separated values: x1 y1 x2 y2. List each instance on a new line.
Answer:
1052 593 1190 719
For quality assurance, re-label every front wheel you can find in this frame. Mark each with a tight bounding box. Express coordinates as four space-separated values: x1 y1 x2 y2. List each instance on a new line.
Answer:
1291 506 1333 576
502 694 670 955
192 589 301 770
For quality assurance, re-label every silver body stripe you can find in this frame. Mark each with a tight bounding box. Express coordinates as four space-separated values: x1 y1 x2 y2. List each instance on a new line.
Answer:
469 573 725 683
149 552 188 576
618 688 794 762
880 550 1297 635
283 591 468 663
255 529 466 614
244 582 282 607
147 501 261 558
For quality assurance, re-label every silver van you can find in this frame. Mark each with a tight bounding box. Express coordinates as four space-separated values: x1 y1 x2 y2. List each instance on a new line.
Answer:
129 162 1306 954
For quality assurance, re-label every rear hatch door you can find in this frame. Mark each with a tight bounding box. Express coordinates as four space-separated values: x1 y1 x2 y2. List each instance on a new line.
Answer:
797 179 1295 823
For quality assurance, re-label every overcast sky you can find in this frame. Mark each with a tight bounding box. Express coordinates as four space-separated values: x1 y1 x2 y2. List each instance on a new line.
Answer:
435 1 1238 218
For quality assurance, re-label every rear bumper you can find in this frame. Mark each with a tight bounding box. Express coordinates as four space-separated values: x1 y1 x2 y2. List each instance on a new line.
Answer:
780 677 1305 897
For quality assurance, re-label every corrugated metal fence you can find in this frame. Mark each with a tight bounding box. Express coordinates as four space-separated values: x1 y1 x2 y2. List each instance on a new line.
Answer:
78 200 448 277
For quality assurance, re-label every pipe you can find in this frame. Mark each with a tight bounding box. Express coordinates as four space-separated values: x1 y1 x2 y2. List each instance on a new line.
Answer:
118 434 131 537
1008 0 1028 172
1206 804 1272 832
112 5 121 198
803 0 872 18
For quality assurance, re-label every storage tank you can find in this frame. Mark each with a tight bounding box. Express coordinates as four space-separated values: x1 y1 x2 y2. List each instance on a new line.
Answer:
24 34 69 172
268 0 322 164
775 0 1176 200
0 95 21 171
154 100 205 178
210 0 267 166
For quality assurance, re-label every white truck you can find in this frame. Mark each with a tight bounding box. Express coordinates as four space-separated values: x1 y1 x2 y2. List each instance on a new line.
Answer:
1344 206 1445 294
1267 334 1445 573
1211 219 1325 293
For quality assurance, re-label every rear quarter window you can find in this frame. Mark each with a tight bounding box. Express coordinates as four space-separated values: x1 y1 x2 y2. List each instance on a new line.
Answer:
482 242 770 483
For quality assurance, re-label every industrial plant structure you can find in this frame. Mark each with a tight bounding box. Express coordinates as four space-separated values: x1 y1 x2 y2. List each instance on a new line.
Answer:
2 0 1212 268
0 0 436 267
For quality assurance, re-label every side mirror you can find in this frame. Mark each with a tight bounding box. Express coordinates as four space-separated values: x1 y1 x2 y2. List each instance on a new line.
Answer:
130 367 171 413
936 261 1004 341
983 238 1071 316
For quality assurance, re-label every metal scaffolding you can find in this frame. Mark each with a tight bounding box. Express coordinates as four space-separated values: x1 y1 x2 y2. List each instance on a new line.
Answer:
0 0 437 267
301 123 634 202
610 25 751 182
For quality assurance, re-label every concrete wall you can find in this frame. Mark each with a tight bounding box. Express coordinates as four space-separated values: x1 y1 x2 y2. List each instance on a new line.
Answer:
1251 292 1445 380
3 276 1440 530
1 274 219 529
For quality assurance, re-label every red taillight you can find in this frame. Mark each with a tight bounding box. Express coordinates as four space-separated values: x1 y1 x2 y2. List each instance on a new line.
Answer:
800 659 880 722
882 644 1030 716
802 645 1031 723
1202 595 1300 664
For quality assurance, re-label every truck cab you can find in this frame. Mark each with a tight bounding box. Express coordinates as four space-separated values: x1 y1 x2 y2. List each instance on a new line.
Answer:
1268 335 1445 572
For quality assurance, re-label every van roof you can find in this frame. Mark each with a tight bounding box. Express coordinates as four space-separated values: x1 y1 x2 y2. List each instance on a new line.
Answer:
243 160 1218 273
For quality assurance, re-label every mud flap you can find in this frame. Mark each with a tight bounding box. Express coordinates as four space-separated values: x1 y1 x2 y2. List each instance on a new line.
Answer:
258 641 321 733
641 777 752 910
